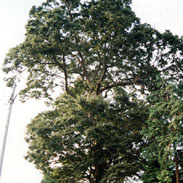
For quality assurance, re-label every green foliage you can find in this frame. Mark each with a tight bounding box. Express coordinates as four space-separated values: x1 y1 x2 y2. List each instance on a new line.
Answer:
3 0 183 101
141 81 183 183
25 90 146 183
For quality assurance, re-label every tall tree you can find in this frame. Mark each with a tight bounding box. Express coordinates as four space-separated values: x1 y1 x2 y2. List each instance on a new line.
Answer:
3 0 183 182
142 79 183 183
25 89 146 183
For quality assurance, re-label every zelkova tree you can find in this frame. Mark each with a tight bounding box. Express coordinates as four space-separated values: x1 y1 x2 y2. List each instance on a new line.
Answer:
3 0 183 182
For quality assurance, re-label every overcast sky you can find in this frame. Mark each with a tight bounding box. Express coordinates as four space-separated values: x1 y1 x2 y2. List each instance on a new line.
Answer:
0 0 183 183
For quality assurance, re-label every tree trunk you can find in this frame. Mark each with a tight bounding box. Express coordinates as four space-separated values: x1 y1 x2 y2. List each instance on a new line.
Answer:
175 152 180 183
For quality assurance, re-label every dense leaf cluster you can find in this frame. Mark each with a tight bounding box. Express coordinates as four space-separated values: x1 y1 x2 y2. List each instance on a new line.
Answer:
142 81 183 183
26 91 146 183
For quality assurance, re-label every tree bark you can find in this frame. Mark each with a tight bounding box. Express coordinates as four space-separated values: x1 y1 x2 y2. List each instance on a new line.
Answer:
175 151 180 183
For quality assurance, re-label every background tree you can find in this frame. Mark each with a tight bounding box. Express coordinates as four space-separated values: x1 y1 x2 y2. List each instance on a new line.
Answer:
25 89 146 183
141 78 183 183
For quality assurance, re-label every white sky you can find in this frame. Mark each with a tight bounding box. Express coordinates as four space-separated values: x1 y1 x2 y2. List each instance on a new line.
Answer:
0 0 183 183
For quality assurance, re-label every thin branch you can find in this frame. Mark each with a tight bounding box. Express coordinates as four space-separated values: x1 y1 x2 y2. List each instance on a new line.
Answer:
40 62 57 65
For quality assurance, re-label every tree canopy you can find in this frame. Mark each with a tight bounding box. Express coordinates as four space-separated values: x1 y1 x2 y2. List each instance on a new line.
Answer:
3 0 183 100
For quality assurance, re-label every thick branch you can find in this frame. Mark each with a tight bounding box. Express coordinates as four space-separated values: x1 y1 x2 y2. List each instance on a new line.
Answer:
94 50 103 79
48 55 64 69
97 78 143 95
78 51 90 82
96 62 107 94
74 36 91 84
48 55 76 98
96 43 108 94
62 55 76 98
97 66 163 95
